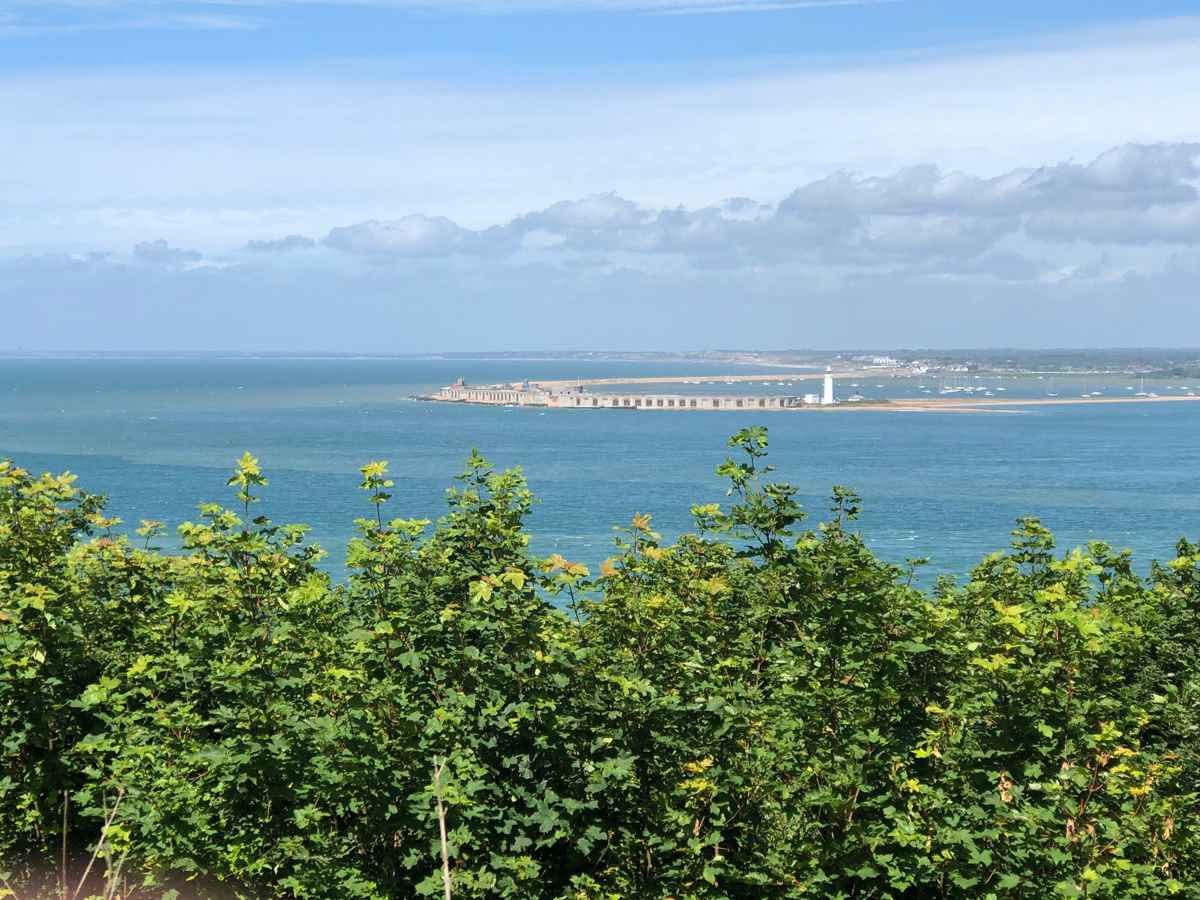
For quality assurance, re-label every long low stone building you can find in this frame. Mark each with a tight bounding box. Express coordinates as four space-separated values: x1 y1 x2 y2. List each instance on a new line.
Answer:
546 393 805 410
424 378 824 410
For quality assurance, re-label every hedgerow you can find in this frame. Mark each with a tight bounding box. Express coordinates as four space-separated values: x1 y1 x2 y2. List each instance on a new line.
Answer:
1 429 1198 898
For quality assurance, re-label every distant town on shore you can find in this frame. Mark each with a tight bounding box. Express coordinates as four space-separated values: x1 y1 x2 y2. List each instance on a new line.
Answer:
6 347 1200 379
418 347 1200 379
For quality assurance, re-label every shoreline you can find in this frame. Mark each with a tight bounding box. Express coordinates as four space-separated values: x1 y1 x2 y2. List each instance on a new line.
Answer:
821 395 1200 413
420 392 1200 413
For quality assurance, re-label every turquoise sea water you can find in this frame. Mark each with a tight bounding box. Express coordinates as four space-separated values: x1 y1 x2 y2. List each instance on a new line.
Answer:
2 358 1199 582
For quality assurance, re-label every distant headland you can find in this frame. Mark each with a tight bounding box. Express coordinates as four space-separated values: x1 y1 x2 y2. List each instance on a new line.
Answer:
417 369 1200 414
6 346 1200 380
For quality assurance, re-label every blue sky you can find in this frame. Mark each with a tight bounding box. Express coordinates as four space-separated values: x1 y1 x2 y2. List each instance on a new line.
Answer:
2 1 1200 351
3 1 1197 70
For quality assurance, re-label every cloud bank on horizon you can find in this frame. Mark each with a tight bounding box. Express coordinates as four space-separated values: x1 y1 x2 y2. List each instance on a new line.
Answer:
305 143 1200 264
2 5 1199 351
7 142 1199 351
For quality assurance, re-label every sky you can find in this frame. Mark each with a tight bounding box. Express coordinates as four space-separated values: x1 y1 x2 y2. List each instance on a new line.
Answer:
2 1 1199 352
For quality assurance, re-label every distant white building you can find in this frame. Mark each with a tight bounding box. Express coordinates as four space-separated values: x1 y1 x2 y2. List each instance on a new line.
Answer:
822 372 835 405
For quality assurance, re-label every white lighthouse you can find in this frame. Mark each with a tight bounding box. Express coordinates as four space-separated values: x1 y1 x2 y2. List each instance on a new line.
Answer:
821 371 835 405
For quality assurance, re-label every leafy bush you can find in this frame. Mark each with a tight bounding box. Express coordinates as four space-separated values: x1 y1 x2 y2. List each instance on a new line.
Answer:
1 432 1198 899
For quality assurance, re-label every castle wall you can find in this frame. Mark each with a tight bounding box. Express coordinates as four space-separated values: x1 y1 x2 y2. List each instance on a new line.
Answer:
428 383 818 410
433 386 549 406
546 393 803 410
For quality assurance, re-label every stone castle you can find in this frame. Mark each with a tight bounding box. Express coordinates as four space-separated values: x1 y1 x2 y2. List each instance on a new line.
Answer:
423 376 836 411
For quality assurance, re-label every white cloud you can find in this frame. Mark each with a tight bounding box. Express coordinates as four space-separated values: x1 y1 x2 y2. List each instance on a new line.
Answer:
324 215 484 257
2 11 1199 350
0 10 261 37
515 194 648 232
779 144 1200 217
7 0 893 15
1027 205 1200 246
246 234 318 252
649 0 894 13
3 16 1199 256
133 239 203 266
312 143 1200 276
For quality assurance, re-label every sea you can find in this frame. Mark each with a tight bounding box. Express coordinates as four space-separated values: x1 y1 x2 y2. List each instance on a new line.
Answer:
3 357 1199 585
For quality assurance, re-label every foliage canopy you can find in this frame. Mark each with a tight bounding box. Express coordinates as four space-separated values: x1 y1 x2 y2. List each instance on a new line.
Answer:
1 430 1198 898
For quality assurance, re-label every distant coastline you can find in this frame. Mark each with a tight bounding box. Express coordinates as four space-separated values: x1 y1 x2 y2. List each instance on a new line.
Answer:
420 370 1200 414
5 346 1200 379
425 391 1200 414
856 395 1200 413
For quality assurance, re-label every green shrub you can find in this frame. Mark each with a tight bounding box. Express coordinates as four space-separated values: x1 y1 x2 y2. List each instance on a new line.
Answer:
1 433 1197 899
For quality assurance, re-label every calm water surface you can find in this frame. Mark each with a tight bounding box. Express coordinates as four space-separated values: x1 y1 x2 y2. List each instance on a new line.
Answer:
2 358 1198 582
